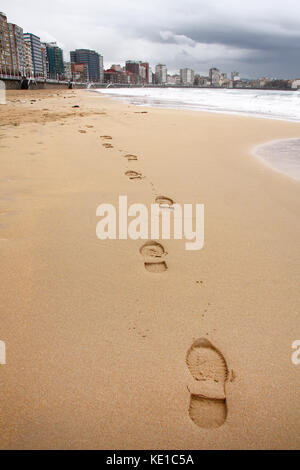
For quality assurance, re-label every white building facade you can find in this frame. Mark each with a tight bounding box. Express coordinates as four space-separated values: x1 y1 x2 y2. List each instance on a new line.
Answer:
180 68 195 85
155 64 167 84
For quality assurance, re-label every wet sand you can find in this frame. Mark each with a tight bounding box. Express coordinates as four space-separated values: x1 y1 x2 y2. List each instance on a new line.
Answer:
0 89 300 449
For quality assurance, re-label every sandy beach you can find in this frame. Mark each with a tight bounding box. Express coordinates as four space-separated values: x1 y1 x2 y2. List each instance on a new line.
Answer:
0 88 299 449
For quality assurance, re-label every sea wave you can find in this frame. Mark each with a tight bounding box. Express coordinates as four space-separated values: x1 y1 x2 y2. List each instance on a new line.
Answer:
94 87 300 122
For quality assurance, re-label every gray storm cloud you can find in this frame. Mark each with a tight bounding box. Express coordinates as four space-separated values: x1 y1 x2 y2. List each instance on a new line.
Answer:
2 0 300 77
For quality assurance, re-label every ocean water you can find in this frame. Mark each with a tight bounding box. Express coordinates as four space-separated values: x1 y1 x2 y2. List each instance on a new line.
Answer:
95 87 300 122
94 87 300 180
254 139 300 181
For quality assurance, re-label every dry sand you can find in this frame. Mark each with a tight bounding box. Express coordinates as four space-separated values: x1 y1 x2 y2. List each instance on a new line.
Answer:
0 89 299 449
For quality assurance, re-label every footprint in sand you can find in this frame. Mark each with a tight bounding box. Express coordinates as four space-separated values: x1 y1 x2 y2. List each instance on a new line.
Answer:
124 154 138 161
155 196 174 208
100 135 112 140
125 170 143 180
186 338 229 429
103 143 114 149
78 130 87 134
140 240 167 273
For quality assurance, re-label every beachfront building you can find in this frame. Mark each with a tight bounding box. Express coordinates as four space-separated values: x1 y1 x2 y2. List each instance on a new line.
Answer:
111 64 123 72
24 33 43 77
193 74 208 86
99 54 104 82
125 60 139 75
70 49 102 82
209 67 220 87
124 60 149 84
148 66 153 84
140 62 150 84
180 68 195 85
40 43 48 78
24 41 33 76
8 23 25 76
71 62 88 82
219 73 230 87
291 79 300 90
0 12 13 75
231 71 240 81
64 62 72 81
125 61 140 84
46 42 64 79
167 74 180 85
155 64 167 84
104 67 129 84
139 63 146 83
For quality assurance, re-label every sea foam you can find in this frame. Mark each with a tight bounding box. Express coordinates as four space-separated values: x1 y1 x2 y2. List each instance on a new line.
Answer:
95 87 300 122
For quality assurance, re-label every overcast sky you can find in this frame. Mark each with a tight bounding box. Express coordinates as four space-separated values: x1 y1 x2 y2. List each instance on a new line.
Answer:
2 0 300 78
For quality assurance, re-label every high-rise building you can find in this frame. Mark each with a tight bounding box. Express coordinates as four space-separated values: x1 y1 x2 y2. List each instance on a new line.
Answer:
125 61 140 83
139 63 146 83
125 61 139 75
24 41 33 76
8 23 25 75
155 64 167 84
46 42 64 79
180 68 195 85
24 33 43 77
41 42 47 78
209 67 220 87
148 66 153 84
140 62 149 84
0 12 13 74
70 49 102 82
99 54 104 82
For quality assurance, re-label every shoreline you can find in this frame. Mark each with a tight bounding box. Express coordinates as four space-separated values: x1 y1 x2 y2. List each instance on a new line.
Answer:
252 137 300 182
92 89 300 182
0 89 300 449
92 87 300 124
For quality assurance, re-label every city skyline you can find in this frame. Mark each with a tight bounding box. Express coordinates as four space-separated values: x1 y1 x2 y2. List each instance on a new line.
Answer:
2 0 300 79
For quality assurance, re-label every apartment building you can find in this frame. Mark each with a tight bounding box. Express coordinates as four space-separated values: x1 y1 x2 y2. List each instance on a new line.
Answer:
24 41 33 76
155 64 167 84
99 54 104 82
140 62 150 84
168 74 180 85
8 23 25 75
64 62 72 81
46 42 64 79
180 68 195 85
209 67 220 87
70 49 102 82
0 12 13 74
41 42 47 78
71 62 88 82
125 60 140 83
24 33 43 77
